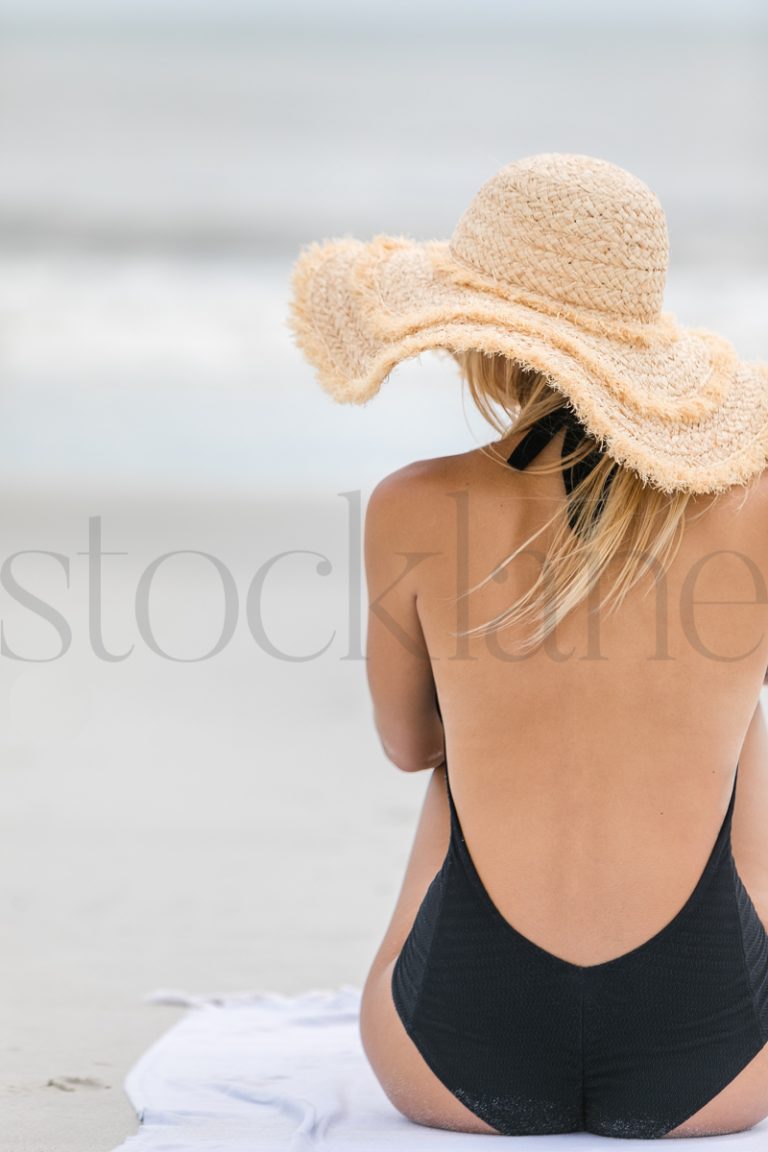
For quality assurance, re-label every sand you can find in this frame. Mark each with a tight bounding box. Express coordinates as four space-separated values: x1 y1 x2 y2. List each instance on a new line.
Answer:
1 487 428 1151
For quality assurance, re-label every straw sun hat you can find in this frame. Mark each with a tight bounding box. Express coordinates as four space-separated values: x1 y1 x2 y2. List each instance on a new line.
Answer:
287 152 768 495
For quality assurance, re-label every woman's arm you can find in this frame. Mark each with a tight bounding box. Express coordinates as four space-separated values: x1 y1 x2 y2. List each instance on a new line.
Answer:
364 466 445 773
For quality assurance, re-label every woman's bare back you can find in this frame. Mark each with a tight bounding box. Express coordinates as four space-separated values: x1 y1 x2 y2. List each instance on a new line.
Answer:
406 428 768 966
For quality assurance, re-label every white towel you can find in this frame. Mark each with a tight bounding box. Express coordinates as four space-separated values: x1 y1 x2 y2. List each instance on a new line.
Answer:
112 985 768 1150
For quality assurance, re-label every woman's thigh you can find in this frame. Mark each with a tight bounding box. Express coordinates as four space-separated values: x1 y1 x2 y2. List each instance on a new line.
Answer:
358 765 500 1134
362 765 451 975
661 1041 768 1138
359 954 500 1134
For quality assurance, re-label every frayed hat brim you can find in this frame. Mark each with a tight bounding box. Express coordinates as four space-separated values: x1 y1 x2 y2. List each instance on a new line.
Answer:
287 233 768 495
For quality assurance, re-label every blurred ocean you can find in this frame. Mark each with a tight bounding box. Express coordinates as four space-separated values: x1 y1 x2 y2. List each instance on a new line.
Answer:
0 11 766 494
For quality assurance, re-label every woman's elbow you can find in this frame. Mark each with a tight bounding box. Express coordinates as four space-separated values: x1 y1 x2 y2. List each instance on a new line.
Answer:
377 727 445 773
371 699 445 771
385 746 446 773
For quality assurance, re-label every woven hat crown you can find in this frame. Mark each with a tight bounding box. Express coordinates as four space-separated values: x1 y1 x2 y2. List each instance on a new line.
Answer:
448 154 670 324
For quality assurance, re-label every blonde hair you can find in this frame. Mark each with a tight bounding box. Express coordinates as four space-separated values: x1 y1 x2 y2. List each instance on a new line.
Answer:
446 349 755 657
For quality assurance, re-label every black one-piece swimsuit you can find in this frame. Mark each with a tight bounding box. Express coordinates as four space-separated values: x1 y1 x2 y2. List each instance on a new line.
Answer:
391 410 768 1138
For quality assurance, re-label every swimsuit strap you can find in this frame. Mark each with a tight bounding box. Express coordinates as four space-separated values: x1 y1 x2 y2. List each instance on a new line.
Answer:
726 761 740 828
443 758 459 834
506 406 619 534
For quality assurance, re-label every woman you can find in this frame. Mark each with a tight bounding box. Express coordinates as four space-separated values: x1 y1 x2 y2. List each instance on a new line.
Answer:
288 153 768 1138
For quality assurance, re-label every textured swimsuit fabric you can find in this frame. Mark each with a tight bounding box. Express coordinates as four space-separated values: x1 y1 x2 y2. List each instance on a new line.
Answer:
391 762 768 1138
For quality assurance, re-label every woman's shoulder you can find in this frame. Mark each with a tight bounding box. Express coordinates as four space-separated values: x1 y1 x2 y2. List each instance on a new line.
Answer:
370 450 768 508
364 450 489 557
368 445 495 504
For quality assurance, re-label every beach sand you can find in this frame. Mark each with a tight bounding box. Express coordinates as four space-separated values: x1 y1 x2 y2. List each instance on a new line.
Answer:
0 487 428 1151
